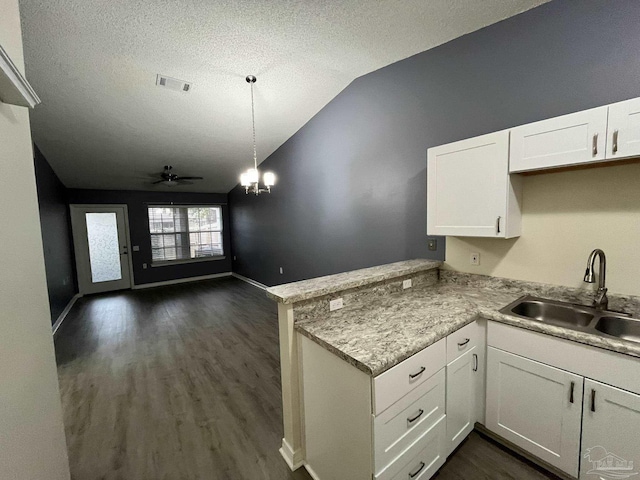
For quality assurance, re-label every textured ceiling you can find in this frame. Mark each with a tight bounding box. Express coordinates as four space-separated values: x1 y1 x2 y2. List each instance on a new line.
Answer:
20 0 547 193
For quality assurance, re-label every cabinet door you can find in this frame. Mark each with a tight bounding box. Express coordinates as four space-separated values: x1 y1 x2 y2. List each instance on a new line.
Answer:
427 131 519 238
509 106 608 173
446 347 476 455
486 347 583 477
607 98 640 160
580 379 640 479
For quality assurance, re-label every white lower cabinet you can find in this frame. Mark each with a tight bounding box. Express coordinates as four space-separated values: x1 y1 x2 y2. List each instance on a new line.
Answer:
580 379 640 479
446 347 477 455
486 347 583 477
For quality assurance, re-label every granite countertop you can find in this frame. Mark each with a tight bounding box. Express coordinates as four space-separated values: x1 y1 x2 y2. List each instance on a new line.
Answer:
296 279 640 376
266 259 442 304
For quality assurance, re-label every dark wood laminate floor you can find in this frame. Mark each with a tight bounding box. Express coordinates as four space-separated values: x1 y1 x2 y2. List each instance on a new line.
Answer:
55 277 558 480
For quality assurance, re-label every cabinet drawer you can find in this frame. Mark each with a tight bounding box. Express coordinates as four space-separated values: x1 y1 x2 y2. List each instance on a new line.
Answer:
373 339 446 415
374 369 445 474
375 415 446 480
446 321 478 364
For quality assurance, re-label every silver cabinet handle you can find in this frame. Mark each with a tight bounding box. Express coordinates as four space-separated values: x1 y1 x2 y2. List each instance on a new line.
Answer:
593 133 598 156
409 461 426 479
613 129 619 154
569 381 575 404
591 389 596 412
496 216 501 235
473 353 478 372
407 409 424 426
409 366 426 379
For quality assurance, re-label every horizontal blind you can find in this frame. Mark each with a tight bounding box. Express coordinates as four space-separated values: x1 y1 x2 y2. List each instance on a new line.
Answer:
148 206 223 263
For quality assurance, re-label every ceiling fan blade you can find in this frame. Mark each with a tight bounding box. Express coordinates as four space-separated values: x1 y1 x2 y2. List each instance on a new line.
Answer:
152 179 166 184
177 176 204 180
176 180 194 185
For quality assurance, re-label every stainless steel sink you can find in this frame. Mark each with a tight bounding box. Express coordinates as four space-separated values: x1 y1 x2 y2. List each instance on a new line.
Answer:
595 316 640 343
509 299 594 328
500 295 640 344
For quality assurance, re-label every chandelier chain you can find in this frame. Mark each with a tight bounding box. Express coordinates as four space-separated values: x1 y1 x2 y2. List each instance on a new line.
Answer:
250 80 257 170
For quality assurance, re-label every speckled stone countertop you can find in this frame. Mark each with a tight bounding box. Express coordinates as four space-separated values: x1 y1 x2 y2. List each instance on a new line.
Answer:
266 259 442 304
296 274 640 376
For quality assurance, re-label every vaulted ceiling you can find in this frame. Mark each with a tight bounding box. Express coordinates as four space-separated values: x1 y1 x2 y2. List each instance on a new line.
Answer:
20 0 547 192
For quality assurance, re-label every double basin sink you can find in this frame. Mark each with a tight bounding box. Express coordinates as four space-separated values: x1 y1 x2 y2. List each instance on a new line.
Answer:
500 295 640 344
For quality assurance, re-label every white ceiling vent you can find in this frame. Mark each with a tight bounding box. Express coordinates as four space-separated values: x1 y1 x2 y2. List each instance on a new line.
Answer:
156 74 192 93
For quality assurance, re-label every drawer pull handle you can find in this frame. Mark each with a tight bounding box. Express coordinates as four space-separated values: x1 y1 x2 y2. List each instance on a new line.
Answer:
591 389 596 412
409 461 426 479
409 366 426 379
569 381 575 404
407 409 424 426
473 353 478 372
457 338 470 347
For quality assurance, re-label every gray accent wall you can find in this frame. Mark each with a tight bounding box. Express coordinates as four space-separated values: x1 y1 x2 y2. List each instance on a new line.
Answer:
33 146 77 324
229 0 640 287
68 189 232 285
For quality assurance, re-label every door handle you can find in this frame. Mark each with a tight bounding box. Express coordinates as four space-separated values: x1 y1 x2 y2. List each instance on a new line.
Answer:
613 129 619 154
569 381 575 404
592 133 598 156
473 353 478 372
496 216 501 235
591 389 596 412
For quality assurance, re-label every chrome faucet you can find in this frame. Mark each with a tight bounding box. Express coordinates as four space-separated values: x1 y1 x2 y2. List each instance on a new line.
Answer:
583 249 608 310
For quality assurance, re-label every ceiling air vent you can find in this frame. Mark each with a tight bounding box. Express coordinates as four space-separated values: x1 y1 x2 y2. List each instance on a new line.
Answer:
156 74 192 93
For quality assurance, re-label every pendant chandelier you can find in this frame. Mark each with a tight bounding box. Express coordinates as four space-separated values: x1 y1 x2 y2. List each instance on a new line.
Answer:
240 75 275 195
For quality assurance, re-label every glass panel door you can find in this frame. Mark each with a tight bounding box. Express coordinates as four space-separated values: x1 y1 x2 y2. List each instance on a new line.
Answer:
85 212 123 283
70 205 132 295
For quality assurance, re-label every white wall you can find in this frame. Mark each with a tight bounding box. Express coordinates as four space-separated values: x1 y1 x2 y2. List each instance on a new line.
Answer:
444 162 640 297
0 0 71 478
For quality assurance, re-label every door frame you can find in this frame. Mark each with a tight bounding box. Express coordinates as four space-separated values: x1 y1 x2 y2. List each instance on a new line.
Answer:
70 204 135 295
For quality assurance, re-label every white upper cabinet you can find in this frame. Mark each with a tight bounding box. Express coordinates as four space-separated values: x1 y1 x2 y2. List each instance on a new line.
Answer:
509 106 608 173
607 97 640 160
427 131 522 238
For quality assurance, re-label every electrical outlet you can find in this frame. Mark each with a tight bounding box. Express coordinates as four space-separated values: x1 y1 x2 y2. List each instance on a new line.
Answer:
132 245 140 252
470 252 480 266
143 263 148 269
279 267 283 274
403 279 412 289
428 238 438 251
329 298 343 311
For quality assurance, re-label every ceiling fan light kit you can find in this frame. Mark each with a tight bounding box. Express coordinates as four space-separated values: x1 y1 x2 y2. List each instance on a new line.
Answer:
240 75 276 195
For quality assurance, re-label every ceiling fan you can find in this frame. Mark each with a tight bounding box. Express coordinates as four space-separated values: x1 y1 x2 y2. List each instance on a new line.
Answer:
152 165 203 186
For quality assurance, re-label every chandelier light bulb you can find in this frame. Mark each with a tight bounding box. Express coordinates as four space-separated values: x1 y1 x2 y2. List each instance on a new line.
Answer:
247 168 259 184
240 172 251 187
263 171 276 187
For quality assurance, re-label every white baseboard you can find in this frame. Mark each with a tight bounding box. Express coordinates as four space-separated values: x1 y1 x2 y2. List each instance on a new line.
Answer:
279 438 304 471
52 293 81 335
304 463 321 480
132 272 232 290
232 272 268 290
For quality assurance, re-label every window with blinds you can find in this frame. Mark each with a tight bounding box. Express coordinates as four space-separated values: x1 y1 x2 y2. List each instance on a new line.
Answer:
148 206 223 263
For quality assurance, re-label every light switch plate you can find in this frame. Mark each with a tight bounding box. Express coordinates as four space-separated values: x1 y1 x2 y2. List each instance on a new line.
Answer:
403 279 412 289
428 239 437 251
329 298 343 311
132 245 140 252
470 253 480 266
